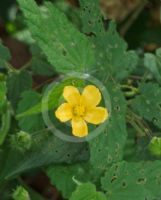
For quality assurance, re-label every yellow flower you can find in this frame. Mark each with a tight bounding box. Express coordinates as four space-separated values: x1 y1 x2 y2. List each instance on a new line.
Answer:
55 85 109 137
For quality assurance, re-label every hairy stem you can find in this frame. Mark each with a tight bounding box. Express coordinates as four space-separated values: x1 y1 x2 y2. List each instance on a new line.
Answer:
0 103 11 145
120 0 148 36
126 108 152 138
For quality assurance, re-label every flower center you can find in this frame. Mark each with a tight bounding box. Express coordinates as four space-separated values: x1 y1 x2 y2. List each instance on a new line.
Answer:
73 104 86 117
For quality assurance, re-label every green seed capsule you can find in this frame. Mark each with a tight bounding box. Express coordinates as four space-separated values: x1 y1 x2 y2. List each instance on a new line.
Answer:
12 186 30 200
148 136 161 157
10 131 32 152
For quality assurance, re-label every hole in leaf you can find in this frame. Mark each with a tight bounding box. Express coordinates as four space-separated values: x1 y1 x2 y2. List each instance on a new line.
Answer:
67 154 70 158
152 117 159 124
122 181 127 188
86 32 96 37
83 6 88 12
85 147 89 152
88 20 92 25
137 177 147 185
111 176 117 183
115 165 119 171
114 105 120 111
62 50 67 56
98 19 101 23
98 148 101 152
158 103 161 109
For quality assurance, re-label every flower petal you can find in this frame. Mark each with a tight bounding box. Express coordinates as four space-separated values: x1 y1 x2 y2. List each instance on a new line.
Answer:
71 117 88 137
82 85 101 107
55 103 73 122
63 86 80 105
84 107 108 125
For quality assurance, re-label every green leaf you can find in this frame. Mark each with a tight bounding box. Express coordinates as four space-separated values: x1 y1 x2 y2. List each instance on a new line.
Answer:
79 0 104 35
0 132 89 181
7 70 32 109
17 77 83 118
14 29 35 45
30 45 56 76
17 0 95 74
101 161 161 200
157 48 161 59
0 79 7 112
144 50 161 84
70 183 106 200
17 91 45 132
89 83 127 171
46 163 91 199
93 22 138 82
131 82 161 129
0 42 11 68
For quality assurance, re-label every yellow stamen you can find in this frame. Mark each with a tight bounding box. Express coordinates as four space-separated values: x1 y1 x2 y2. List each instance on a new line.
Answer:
73 104 86 117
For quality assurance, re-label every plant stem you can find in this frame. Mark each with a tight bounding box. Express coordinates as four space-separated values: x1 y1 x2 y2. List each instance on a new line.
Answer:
126 108 152 138
121 84 139 97
0 103 11 146
6 63 19 73
120 0 148 36
126 112 146 137
20 60 32 71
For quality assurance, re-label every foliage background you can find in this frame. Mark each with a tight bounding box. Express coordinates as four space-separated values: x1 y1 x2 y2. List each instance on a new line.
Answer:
0 0 161 199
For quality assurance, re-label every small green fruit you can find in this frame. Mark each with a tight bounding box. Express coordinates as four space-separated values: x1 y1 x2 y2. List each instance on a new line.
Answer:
148 136 161 156
12 186 30 200
10 131 32 152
